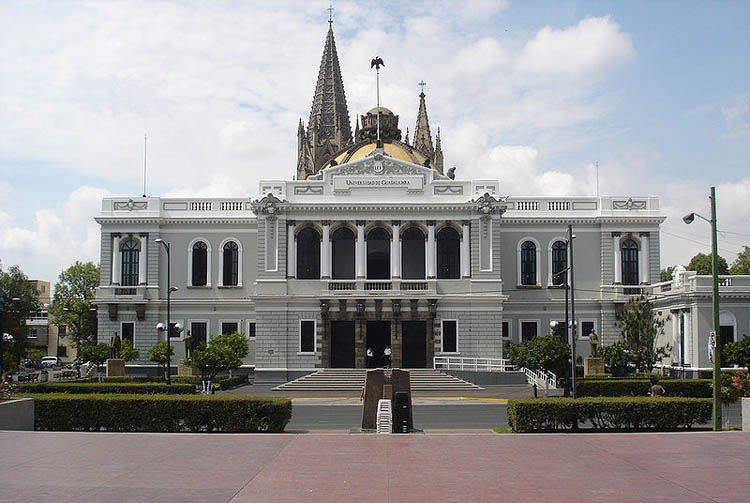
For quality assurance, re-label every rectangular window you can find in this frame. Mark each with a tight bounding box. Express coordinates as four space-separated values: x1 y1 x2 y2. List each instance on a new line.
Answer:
168 322 183 339
501 321 509 339
191 322 208 348
221 322 239 335
58 346 67 357
121 322 135 345
28 328 38 338
247 321 256 339
58 326 67 337
441 320 458 353
300 320 316 353
521 321 538 343
581 321 595 340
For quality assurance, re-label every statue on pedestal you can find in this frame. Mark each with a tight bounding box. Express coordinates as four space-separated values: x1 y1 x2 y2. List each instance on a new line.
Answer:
588 329 599 357
184 330 194 358
110 331 122 359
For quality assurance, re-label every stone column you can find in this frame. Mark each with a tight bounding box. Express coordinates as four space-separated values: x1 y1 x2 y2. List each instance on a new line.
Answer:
321 221 330 279
426 221 436 279
138 234 148 285
461 221 471 278
640 232 650 283
356 221 366 279
683 311 692 366
287 221 296 278
612 232 621 284
111 234 121 285
391 221 401 278
671 311 679 365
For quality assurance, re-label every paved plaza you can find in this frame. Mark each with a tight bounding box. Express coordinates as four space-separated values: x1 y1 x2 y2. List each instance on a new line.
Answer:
1 430 748 502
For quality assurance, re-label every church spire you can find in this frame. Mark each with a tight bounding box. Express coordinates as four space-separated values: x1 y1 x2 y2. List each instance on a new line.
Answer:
305 21 353 174
413 83 434 159
434 127 444 174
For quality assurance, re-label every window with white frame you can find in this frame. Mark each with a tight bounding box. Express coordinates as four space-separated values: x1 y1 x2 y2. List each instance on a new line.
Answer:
188 238 211 287
580 320 597 340
218 238 242 287
121 238 140 286
121 322 135 346
300 320 316 353
441 320 458 353
168 320 184 339
247 321 256 339
520 320 539 343
517 238 541 286
501 321 510 339
221 320 239 335
549 239 568 286
190 321 208 348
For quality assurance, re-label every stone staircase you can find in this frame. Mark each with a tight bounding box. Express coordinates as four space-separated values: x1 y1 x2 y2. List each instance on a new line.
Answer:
272 368 483 392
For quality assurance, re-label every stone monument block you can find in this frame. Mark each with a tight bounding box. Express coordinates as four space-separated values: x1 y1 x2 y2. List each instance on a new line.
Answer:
584 357 605 376
178 359 199 376
105 359 126 377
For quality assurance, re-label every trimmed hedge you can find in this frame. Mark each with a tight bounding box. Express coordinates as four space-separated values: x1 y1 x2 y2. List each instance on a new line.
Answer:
576 379 711 397
27 394 291 432
76 375 248 390
507 397 712 432
16 383 196 395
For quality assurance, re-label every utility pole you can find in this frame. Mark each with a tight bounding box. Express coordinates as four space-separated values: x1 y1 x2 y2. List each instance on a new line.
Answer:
710 187 721 431
568 224 577 398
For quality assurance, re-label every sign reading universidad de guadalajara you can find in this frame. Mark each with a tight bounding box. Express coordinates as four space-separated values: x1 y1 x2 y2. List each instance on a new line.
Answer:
333 175 424 191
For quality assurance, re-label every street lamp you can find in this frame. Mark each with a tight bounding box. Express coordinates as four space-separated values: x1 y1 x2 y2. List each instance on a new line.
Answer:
155 238 178 384
0 297 21 375
683 186 721 431
568 225 577 399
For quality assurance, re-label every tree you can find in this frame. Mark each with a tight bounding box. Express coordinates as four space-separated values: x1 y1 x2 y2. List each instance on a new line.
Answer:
723 335 750 370
78 343 110 373
121 340 140 362
49 261 100 350
597 343 634 377
186 332 249 382
616 294 670 372
147 341 174 377
506 333 570 378
729 246 750 275
686 252 728 275
660 266 675 282
1 262 41 372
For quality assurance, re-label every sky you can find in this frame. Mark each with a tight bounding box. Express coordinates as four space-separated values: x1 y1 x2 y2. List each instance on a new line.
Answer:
1 0 749 284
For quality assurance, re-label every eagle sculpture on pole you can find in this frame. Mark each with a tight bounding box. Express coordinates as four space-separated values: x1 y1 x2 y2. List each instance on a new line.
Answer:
371 56 385 143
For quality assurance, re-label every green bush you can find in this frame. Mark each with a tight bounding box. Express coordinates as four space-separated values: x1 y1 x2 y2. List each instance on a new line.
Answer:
16 382 196 394
27 394 291 432
576 379 711 397
507 397 712 432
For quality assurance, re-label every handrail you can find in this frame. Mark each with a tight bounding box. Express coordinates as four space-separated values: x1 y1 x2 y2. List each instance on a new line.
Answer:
433 356 514 373
521 367 557 390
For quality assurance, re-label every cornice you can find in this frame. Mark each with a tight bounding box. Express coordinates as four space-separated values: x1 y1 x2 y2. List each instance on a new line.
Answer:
96 217 259 226
500 216 666 225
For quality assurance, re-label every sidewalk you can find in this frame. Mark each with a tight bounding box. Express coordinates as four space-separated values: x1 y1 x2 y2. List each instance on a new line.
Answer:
1 430 748 502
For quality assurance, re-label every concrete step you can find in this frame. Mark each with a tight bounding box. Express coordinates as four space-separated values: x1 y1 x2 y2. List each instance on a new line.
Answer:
273 368 484 392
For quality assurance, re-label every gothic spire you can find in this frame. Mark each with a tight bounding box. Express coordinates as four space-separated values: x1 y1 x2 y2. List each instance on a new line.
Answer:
434 127 444 174
307 22 353 172
413 88 434 159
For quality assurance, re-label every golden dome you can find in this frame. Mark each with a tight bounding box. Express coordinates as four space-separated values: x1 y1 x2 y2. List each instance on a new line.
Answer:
324 139 433 170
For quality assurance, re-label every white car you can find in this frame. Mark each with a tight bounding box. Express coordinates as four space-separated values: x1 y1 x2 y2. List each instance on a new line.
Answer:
40 356 61 368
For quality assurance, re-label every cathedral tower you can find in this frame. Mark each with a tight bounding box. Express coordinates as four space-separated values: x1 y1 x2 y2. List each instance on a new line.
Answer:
296 20 353 180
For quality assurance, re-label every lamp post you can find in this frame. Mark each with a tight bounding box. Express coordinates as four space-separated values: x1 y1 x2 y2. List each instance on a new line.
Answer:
567 225 578 398
683 186 721 431
155 238 178 384
0 297 21 376
62 304 97 349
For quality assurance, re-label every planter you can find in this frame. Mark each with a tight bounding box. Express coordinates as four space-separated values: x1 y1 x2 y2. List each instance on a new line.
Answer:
743 398 750 432
0 398 35 431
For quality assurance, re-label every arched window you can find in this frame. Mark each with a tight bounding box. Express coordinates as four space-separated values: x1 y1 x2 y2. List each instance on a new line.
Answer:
437 227 460 279
331 227 355 279
621 239 639 285
520 241 537 286
367 227 390 280
222 241 239 286
192 241 208 286
551 241 567 286
297 227 321 279
121 239 140 286
401 226 425 280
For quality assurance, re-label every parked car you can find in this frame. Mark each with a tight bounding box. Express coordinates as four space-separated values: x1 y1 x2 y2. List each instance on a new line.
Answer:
40 356 61 368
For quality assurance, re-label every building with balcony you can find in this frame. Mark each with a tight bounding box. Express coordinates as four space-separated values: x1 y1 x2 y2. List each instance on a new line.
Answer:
93 22 667 381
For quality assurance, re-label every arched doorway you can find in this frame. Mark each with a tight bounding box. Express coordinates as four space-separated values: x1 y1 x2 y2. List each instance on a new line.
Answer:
331 227 355 279
401 226 425 279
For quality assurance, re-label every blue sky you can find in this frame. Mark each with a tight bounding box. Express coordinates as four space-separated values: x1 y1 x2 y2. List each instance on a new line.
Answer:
1 0 748 282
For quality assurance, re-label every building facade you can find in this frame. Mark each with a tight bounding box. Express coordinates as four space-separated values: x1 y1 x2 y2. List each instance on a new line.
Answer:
93 23 666 381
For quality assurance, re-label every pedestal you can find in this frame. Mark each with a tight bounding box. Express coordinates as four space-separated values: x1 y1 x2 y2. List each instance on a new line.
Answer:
105 359 126 377
178 359 199 376
742 398 750 432
583 357 605 376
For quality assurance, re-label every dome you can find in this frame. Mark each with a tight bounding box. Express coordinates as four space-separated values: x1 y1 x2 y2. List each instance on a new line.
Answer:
365 106 394 116
323 139 434 170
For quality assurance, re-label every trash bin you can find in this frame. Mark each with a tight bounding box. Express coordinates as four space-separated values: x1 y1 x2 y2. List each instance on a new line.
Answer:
392 391 410 433
39 370 49 382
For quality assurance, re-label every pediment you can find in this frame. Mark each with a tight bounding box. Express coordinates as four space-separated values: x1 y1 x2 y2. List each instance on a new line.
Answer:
312 149 442 180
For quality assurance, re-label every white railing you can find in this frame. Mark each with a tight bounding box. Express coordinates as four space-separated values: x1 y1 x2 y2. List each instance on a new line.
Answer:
376 399 392 434
522 367 557 391
328 281 356 291
547 201 570 211
433 356 513 372
516 201 539 211
220 201 244 211
365 281 392 291
190 201 213 211
400 281 427 291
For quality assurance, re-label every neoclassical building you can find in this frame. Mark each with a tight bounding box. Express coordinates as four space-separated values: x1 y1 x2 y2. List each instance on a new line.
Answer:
93 22 666 382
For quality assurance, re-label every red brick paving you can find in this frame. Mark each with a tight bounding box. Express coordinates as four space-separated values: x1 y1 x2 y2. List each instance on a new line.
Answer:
1 431 748 502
